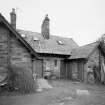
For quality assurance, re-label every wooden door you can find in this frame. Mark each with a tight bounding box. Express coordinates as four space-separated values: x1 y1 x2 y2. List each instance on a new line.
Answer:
33 59 43 78
78 61 84 81
60 60 66 79
66 61 72 79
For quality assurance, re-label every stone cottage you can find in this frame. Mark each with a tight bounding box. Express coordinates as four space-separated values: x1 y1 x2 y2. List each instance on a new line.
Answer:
17 11 105 83
18 15 78 78
1 9 105 84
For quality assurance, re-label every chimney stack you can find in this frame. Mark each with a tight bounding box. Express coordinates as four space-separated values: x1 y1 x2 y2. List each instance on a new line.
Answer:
10 8 16 29
41 14 50 39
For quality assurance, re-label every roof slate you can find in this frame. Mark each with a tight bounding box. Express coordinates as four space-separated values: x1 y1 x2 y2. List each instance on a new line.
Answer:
69 42 99 59
17 29 78 55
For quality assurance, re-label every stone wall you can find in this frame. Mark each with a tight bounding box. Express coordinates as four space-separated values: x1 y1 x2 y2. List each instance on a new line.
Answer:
10 33 33 73
0 26 8 75
0 24 35 80
87 48 99 67
43 58 60 78
84 48 103 82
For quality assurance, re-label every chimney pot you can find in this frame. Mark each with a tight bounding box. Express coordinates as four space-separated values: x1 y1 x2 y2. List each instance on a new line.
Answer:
10 8 16 29
12 8 15 13
41 14 50 39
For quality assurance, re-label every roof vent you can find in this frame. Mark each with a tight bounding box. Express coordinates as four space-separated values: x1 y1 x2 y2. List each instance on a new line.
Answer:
57 40 64 45
21 34 26 38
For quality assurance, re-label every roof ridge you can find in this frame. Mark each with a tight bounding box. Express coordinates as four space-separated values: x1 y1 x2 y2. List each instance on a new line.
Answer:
17 29 73 39
71 41 98 51
17 29 40 34
79 41 98 47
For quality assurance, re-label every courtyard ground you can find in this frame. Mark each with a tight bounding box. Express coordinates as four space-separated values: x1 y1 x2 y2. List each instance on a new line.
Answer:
0 80 105 105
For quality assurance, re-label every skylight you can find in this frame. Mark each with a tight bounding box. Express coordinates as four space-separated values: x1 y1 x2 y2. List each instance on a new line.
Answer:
21 34 26 38
57 40 64 45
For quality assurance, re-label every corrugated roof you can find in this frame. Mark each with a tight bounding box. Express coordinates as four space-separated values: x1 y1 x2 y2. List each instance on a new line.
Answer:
69 42 99 59
17 29 78 55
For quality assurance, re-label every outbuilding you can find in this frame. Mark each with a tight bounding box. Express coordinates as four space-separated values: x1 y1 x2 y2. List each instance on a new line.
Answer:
66 42 105 83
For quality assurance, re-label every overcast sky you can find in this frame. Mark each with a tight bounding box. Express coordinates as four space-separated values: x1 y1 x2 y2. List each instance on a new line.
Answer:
0 0 105 46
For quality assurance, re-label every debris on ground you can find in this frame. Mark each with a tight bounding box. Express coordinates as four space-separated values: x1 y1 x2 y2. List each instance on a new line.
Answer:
49 96 73 105
36 87 42 92
36 78 53 92
76 89 90 95
64 96 73 100
72 81 80 84
56 96 73 103
48 102 64 105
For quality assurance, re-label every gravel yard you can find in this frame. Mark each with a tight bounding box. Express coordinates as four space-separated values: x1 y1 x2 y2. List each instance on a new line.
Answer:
0 80 105 105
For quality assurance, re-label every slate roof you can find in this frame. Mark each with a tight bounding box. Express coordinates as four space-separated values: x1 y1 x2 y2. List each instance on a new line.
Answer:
0 13 38 58
17 29 78 55
69 42 99 59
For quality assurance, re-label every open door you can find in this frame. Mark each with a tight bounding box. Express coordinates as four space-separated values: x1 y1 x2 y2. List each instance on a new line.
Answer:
33 59 43 78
